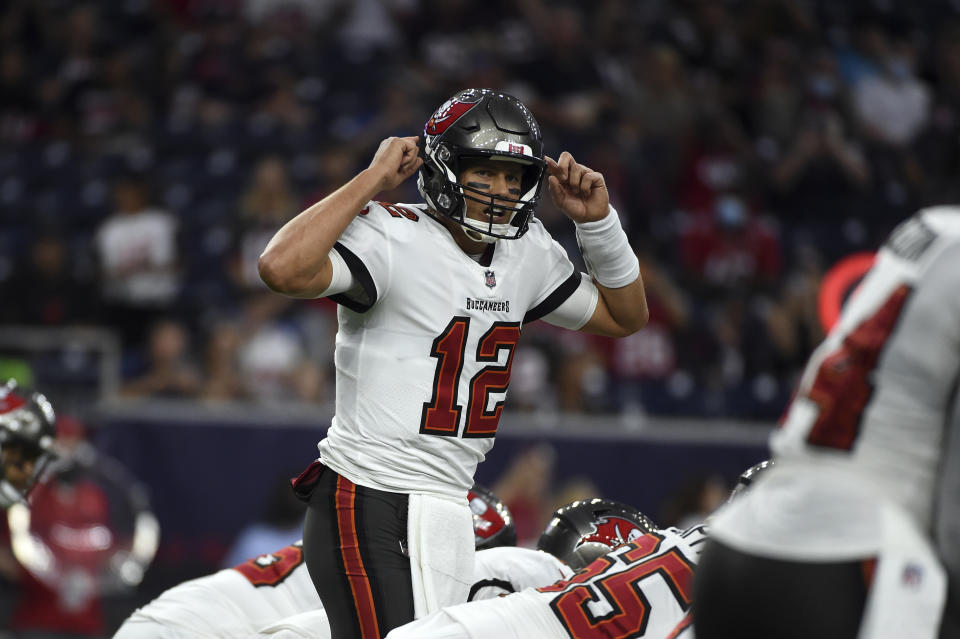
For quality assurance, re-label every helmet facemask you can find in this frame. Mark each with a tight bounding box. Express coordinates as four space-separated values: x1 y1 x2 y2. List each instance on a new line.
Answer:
0 382 57 509
418 89 546 243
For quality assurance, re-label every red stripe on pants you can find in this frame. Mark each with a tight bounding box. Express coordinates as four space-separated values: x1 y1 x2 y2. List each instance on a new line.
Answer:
336 476 381 639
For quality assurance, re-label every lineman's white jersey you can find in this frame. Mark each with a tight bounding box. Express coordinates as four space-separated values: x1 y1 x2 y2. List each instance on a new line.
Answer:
469 546 573 600
318 202 582 498
769 207 960 531
386 526 708 639
113 542 317 639
114 545 571 639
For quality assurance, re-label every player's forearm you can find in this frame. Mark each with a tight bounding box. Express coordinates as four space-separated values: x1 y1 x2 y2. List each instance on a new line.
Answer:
258 168 383 296
597 277 649 335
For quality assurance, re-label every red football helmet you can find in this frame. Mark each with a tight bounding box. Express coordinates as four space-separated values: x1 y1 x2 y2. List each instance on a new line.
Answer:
0 380 57 509
468 483 517 550
537 498 657 569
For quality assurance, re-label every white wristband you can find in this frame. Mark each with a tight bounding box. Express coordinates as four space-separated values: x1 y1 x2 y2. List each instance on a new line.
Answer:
575 205 640 288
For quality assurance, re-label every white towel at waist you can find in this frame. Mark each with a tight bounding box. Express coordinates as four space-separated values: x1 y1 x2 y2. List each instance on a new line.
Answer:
407 492 475 618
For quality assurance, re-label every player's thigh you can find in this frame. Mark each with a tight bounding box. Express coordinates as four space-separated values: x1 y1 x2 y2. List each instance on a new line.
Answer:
302 468 413 636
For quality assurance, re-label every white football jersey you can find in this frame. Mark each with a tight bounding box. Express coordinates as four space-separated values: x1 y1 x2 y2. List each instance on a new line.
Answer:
318 202 581 498
470 547 573 600
387 526 708 639
113 542 319 639
771 206 960 529
116 544 574 639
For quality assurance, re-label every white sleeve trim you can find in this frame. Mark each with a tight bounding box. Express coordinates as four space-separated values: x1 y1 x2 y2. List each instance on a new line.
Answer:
541 273 598 330
317 248 358 297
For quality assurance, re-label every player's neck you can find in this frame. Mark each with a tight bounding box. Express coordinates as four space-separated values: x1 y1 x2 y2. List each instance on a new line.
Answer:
438 215 491 255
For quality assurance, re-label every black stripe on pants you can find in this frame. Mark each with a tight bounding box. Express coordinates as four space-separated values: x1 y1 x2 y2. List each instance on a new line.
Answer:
302 468 413 639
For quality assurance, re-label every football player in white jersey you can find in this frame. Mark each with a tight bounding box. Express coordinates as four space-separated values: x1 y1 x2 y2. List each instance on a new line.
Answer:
385 499 707 639
0 379 57 509
693 207 960 638
112 485 570 639
258 88 648 637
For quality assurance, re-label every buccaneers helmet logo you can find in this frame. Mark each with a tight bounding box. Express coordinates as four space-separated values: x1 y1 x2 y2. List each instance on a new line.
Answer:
425 96 481 136
579 515 646 549
469 490 505 540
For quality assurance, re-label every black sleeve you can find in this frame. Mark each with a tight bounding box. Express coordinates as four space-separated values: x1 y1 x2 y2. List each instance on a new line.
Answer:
523 270 581 324
327 241 379 313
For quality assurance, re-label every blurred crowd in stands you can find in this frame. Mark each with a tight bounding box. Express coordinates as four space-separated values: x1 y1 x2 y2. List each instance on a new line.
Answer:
2 0 960 420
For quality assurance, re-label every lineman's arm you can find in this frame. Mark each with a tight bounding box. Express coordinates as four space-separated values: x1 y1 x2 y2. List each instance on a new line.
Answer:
258 137 422 298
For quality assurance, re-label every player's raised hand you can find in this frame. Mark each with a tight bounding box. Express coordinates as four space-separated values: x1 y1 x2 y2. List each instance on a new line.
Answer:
546 152 610 223
368 136 424 192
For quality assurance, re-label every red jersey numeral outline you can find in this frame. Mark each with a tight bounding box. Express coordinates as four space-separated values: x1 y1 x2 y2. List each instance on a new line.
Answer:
464 322 522 437
421 318 521 438
804 284 912 450
376 201 420 221
420 317 469 436
542 533 696 639
232 543 304 587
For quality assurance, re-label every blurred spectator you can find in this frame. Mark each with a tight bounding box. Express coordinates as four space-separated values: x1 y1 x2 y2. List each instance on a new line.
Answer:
232 156 301 293
766 51 872 237
659 473 729 529
678 193 781 296
120 319 201 399
914 21 960 205
236 292 325 403
200 320 247 402
675 110 756 215
505 344 556 414
221 474 305 568
3 231 98 326
547 475 603 517
493 443 556 547
596 252 692 413
764 243 825 380
851 34 930 148
94 177 180 350
555 340 611 414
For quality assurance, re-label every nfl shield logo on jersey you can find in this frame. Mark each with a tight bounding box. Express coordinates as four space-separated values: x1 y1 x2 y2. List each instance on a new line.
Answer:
484 270 497 288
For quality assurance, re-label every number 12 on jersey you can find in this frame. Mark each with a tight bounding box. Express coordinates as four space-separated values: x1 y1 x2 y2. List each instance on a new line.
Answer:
420 317 521 438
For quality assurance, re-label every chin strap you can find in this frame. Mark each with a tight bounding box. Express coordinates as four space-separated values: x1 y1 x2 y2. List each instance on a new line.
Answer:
461 225 498 244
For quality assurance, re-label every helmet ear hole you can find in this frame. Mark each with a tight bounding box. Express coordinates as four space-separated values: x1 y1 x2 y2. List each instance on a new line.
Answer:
571 541 613 569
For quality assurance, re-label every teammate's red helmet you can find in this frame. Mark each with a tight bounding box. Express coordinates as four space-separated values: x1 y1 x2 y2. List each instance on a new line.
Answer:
0 380 57 508
417 88 546 241
537 498 657 570
468 483 517 550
